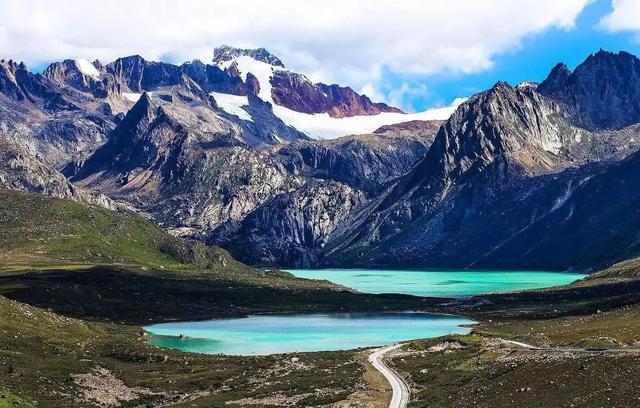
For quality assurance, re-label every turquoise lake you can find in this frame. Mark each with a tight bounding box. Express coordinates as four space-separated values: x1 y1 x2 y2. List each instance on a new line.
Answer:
146 270 584 355
145 313 475 355
285 269 586 297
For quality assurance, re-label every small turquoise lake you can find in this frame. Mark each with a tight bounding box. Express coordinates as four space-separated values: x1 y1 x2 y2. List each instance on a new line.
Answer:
285 269 586 297
145 313 474 355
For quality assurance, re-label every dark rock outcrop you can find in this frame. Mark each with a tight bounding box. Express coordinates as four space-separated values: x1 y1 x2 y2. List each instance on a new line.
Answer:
275 120 441 193
271 70 403 118
539 50 640 130
210 180 366 267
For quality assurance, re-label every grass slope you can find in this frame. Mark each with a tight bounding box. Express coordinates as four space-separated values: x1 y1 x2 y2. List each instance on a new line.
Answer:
0 188 429 324
0 295 366 407
0 189 182 268
0 189 423 406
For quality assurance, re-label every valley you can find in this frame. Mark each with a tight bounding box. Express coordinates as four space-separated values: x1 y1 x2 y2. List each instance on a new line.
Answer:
3 43 640 407
3 188 640 407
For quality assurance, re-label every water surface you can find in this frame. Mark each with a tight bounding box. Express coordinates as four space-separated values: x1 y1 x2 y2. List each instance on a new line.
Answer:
145 312 474 355
286 269 586 297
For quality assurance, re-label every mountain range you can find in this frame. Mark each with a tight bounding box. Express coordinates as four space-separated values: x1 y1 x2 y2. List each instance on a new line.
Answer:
2 46 640 271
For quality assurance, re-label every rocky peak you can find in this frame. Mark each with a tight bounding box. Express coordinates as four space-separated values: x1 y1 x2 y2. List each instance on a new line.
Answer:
368 80 570 219
538 63 571 94
123 92 157 132
538 50 640 130
73 92 160 179
270 70 403 118
0 59 25 100
213 45 284 67
180 59 207 85
106 55 147 92
43 59 103 94
0 59 68 106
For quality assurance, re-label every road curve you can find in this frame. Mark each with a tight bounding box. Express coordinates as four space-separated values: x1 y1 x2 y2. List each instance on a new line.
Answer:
369 344 409 408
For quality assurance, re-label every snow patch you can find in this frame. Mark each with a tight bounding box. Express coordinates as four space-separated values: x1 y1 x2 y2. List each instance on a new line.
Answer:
218 56 280 102
272 101 464 139
122 92 142 102
541 138 562 154
75 58 100 78
516 81 537 90
574 131 582 143
210 92 253 122
215 55 465 139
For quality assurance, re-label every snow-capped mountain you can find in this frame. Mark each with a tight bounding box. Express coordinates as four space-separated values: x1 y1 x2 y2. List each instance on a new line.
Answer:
11 47 640 271
208 46 463 139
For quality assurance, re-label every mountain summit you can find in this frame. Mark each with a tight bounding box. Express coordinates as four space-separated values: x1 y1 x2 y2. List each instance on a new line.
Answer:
213 45 285 67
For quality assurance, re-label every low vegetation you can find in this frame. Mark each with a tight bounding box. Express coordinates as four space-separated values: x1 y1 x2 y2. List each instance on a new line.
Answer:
0 295 367 407
5 189 640 407
391 329 640 408
0 189 423 406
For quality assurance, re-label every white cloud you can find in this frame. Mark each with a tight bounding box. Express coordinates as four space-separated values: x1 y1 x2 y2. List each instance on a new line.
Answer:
386 82 430 113
0 0 588 106
600 0 640 32
359 83 386 104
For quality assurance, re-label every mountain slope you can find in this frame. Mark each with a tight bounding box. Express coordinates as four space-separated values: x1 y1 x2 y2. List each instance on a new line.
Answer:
72 93 304 234
323 52 640 270
539 50 640 130
210 179 367 267
206 120 443 266
275 120 442 193
470 151 640 270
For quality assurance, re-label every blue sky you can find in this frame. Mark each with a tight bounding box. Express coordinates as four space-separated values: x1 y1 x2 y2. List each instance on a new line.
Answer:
4 0 640 113
394 0 640 111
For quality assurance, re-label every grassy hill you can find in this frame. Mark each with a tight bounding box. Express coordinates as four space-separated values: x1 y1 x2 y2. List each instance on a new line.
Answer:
0 189 430 324
0 189 422 406
0 188 233 269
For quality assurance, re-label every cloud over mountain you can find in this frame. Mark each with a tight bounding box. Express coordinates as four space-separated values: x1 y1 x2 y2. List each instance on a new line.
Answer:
600 0 640 33
0 0 588 107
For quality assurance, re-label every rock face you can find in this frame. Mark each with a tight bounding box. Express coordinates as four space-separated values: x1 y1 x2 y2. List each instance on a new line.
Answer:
73 93 304 234
270 70 403 118
275 120 441 193
323 57 640 270
44 59 115 98
0 58 116 201
71 92 436 264
213 45 285 67
210 180 366 267
0 132 81 200
205 121 442 266
539 50 640 130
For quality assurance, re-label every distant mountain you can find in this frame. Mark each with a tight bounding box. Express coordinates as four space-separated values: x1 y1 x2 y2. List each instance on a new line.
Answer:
539 50 640 130
323 50 640 271
5 47 640 272
206 46 457 138
208 120 442 266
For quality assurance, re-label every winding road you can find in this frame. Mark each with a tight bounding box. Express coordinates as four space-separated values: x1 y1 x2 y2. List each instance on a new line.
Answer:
368 338 640 408
368 344 409 408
